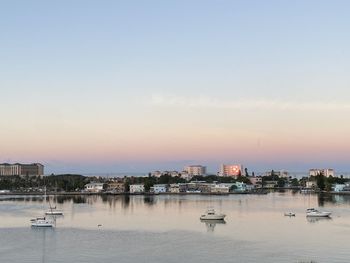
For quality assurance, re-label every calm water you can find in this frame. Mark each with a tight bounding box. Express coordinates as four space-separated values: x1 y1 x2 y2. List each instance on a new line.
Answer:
1 191 350 263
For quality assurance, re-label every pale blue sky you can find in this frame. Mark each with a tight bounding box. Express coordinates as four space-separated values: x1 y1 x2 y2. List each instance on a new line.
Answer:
1 1 350 174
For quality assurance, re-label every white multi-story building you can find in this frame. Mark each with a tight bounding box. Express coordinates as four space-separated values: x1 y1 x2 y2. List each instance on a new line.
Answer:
219 164 243 178
309 168 335 178
84 183 104 192
130 184 145 193
184 165 206 176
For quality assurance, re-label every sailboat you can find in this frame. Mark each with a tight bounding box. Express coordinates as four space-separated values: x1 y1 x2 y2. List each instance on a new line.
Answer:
45 182 64 215
31 187 55 227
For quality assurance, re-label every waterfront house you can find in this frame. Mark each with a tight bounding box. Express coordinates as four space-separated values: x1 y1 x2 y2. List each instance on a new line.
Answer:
106 182 125 193
169 183 187 193
150 184 168 193
210 184 230 194
332 184 350 192
249 176 263 188
130 184 145 193
306 181 316 188
264 181 278 188
187 181 212 193
232 182 248 192
84 182 105 193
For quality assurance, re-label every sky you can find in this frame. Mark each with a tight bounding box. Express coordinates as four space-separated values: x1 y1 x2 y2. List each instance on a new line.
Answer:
1 0 350 175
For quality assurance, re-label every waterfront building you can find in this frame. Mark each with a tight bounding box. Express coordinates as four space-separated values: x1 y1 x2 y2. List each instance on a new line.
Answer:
233 182 248 192
264 170 289 178
150 184 167 193
249 176 263 188
0 163 44 177
264 181 278 188
151 171 162 177
306 181 316 188
184 165 206 176
106 182 125 193
130 184 145 193
333 184 346 192
219 164 243 178
84 182 104 193
210 184 230 193
179 171 193 181
309 168 335 178
169 183 187 193
187 181 212 193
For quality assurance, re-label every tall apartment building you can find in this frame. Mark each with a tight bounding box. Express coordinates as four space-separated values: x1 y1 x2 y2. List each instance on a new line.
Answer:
220 164 243 178
184 165 206 176
309 168 334 178
0 163 44 177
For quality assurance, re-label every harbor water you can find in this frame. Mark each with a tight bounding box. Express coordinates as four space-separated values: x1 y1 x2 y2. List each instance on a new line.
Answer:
1 191 350 263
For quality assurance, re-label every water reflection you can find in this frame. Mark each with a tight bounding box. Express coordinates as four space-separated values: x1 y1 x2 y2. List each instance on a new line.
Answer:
31 227 55 263
306 217 332 224
200 219 226 232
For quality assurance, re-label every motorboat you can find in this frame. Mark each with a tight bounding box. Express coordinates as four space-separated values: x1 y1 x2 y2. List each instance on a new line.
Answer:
306 208 331 217
200 208 226 220
284 212 295 217
31 217 55 227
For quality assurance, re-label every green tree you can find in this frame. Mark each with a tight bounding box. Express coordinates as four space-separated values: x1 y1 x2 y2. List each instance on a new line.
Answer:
316 172 325 191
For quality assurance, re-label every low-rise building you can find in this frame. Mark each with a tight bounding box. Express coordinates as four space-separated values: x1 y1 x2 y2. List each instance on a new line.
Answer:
106 182 125 193
150 184 168 193
264 181 278 188
232 182 248 192
306 181 317 188
333 184 346 192
249 176 263 187
210 184 230 193
169 183 187 193
187 181 212 193
130 184 145 193
84 182 104 193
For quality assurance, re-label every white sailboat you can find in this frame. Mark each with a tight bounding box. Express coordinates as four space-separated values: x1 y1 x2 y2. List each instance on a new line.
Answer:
45 182 64 215
31 187 55 227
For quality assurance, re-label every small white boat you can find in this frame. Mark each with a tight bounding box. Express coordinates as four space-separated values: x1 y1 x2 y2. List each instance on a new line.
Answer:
31 217 55 227
200 208 226 220
284 212 295 216
306 208 331 217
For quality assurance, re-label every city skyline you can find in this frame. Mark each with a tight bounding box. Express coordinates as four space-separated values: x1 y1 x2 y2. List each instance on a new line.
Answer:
1 1 350 174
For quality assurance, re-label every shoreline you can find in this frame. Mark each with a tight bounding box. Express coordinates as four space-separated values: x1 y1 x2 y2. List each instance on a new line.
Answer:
1 188 350 196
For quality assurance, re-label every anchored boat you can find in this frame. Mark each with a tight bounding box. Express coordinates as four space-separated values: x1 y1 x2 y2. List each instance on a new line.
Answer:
200 208 226 220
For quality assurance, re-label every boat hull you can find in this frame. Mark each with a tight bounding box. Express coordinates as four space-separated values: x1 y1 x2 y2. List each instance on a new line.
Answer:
306 212 331 217
200 214 226 220
45 211 63 215
31 223 54 227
